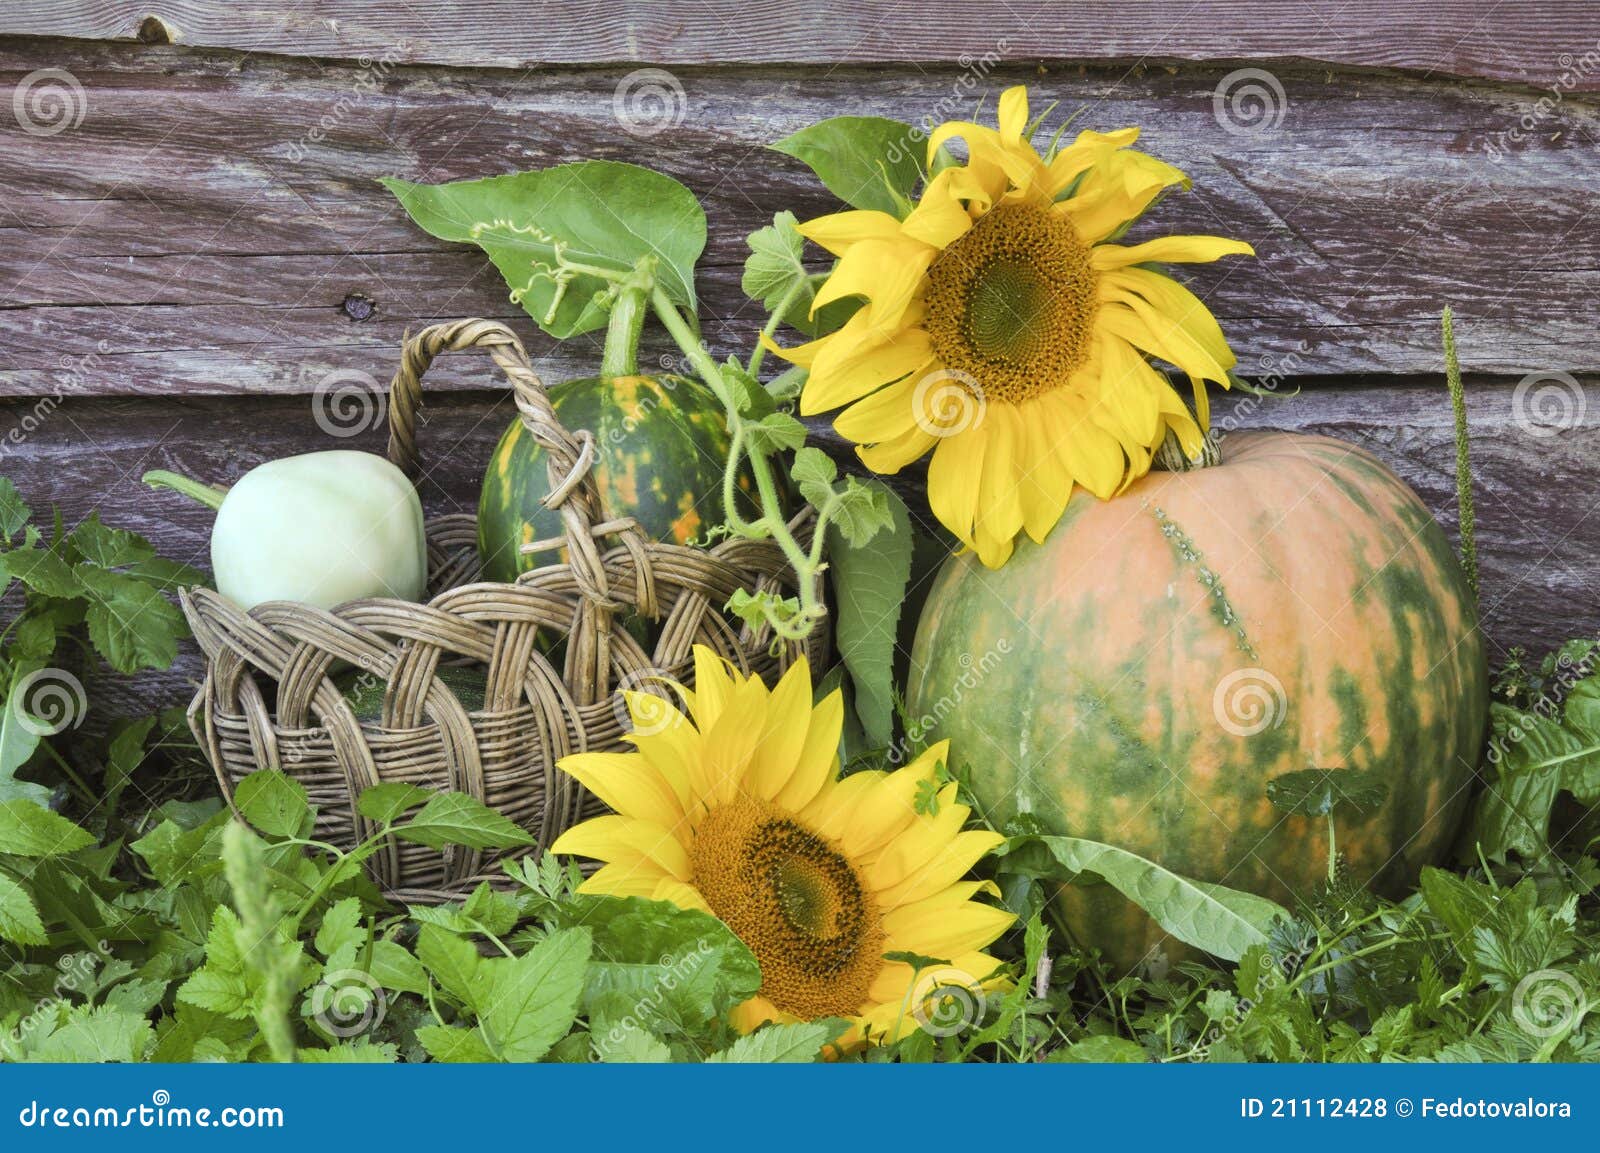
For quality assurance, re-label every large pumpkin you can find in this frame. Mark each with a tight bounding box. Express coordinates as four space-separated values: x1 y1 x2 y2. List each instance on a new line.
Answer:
478 374 757 582
907 431 1488 968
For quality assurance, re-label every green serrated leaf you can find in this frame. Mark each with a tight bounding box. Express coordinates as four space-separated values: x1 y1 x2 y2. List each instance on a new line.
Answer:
743 411 808 455
0 547 79 598
0 800 94 857
771 116 924 216
829 476 894 547
383 161 705 339
478 927 591 1062
67 513 155 568
392 792 536 851
704 1019 843 1063
0 476 29 541
414 924 483 1008
416 1023 496 1063
76 567 185 673
0 871 46 945
233 770 313 839
828 484 912 747
356 781 435 825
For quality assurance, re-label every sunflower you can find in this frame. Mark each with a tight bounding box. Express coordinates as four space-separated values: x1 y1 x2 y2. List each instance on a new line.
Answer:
550 647 1012 1048
766 85 1254 567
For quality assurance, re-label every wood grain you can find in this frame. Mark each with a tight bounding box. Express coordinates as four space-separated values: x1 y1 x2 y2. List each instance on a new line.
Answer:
3 377 1594 718
1 42 1597 403
4 2 1599 90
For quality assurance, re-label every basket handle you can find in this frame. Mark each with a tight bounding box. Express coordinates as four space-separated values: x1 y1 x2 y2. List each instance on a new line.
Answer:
384 318 643 610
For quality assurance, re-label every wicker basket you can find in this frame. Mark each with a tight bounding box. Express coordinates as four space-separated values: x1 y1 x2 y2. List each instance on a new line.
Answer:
183 318 824 903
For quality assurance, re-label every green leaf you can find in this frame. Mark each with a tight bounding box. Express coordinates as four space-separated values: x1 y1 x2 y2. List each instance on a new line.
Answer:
553 896 761 1030
416 1024 496 1063
415 924 483 1007
1266 767 1390 817
382 161 705 339
76 567 185 672
742 411 808 455
828 476 895 548
790 446 838 512
297 1039 398 1063
392 792 536 851
477 927 591 1062
67 513 155 568
369 940 429 996
0 800 94 857
0 476 29 541
0 871 46 945
771 116 924 216
233 770 312 839
1055 1035 1148 1063
0 547 79 598
828 485 913 746
996 835 1289 962
30 1005 154 1063
704 1020 844 1063
356 781 435 825
740 211 845 337
592 1019 673 1063
314 897 364 959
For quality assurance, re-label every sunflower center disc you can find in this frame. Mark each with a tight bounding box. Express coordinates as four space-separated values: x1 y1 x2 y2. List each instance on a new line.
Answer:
691 798 884 1020
923 201 1098 405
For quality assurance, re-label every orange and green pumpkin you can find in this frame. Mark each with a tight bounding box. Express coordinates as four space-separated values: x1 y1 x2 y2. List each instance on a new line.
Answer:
478 374 757 582
907 431 1489 968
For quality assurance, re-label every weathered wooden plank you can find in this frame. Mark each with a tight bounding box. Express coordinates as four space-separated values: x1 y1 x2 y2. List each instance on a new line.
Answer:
2 42 1597 401
2 378 1594 719
4 1 1599 90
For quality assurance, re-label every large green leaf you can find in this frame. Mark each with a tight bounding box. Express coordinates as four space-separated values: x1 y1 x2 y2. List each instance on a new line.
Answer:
0 799 94 857
391 792 535 851
827 485 914 747
0 871 46 945
383 161 705 339
703 1020 843 1063
771 116 924 216
997 835 1289 962
477 927 591 1062
233 770 312 840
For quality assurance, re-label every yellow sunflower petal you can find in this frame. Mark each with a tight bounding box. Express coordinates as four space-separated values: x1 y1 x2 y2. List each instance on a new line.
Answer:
925 423 988 551
577 860 671 899
799 769 886 840
772 687 843 812
651 877 712 915
742 657 814 801
549 814 690 880
554 751 685 828
971 405 1025 567
876 829 1009 909
833 374 922 442
797 209 907 257
883 897 1015 957
899 168 974 250
1014 399 1074 543
1092 235 1255 270
996 85 1030 144
801 331 933 416
857 421 939 474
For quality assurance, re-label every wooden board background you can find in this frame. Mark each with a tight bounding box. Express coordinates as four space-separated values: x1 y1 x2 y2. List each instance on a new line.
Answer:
1 4 1598 717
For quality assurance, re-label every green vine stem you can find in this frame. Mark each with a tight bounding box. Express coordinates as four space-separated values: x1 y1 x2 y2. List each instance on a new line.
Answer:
1442 307 1479 603
142 469 228 512
599 262 653 378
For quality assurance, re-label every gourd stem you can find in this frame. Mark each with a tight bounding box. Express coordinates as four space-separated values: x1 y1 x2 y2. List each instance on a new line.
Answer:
1152 427 1221 472
142 469 228 512
601 282 647 378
